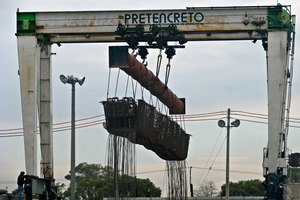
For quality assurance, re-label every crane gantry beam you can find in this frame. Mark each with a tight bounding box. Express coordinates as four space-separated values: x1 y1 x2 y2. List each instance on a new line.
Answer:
17 5 292 43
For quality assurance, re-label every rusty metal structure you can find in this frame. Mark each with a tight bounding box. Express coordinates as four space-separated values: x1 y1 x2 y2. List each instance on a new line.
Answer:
102 97 189 161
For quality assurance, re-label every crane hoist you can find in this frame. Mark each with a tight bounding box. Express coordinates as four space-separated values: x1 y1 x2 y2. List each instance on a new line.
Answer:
16 4 296 199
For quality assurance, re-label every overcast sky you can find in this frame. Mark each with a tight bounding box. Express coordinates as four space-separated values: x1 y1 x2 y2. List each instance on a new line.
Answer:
1 0 300 196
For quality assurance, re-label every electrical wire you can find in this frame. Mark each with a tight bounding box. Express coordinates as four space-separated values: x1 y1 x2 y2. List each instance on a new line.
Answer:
1 110 300 137
196 128 224 186
135 165 261 176
202 135 227 184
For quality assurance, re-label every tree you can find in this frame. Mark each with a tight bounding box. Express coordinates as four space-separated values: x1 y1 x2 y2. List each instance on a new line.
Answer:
55 182 66 199
64 162 161 199
64 162 112 199
135 177 161 197
220 179 264 196
194 181 218 197
288 167 300 183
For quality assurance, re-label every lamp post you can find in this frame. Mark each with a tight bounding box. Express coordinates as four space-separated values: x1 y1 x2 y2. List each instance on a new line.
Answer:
218 108 240 200
60 74 85 200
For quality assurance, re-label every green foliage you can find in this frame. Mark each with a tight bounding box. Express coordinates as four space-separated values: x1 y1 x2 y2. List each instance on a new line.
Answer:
55 182 66 199
135 177 161 197
63 162 161 199
288 168 300 183
220 179 264 196
65 162 111 180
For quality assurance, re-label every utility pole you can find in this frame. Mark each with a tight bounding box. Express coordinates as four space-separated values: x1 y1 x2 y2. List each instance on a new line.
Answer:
226 108 231 200
190 166 193 197
218 108 240 200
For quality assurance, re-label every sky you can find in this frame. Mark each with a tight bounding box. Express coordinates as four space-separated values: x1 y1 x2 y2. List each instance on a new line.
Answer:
1 0 300 196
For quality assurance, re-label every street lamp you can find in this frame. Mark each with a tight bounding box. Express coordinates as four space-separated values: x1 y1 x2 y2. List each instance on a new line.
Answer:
218 108 240 200
59 74 85 200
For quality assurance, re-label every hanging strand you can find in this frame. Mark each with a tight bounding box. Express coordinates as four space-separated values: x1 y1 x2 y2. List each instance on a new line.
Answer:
106 133 136 198
166 160 188 199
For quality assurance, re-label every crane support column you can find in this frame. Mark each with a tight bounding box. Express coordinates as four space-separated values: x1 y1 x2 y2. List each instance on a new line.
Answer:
17 37 54 179
264 31 289 200
17 36 39 176
39 44 54 179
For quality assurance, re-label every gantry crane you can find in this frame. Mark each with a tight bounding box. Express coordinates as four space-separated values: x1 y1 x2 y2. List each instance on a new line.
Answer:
16 4 295 199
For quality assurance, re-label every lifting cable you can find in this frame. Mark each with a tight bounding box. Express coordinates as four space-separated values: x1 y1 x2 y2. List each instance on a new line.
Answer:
137 47 148 100
156 49 163 77
150 48 163 111
124 48 137 98
114 68 121 97
106 68 112 99
156 48 162 109
164 47 176 86
131 49 139 99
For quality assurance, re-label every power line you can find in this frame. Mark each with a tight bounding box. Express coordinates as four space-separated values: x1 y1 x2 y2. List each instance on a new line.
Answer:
0 115 106 137
191 166 261 175
1 110 300 138
197 128 224 186
135 165 261 177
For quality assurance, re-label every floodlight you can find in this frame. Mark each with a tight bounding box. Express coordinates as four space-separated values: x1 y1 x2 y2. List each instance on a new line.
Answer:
60 74 69 84
218 120 226 128
77 77 85 86
231 119 240 127
59 74 85 86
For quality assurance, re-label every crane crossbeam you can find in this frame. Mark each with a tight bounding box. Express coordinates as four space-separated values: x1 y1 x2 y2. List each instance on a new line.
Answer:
16 5 293 43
